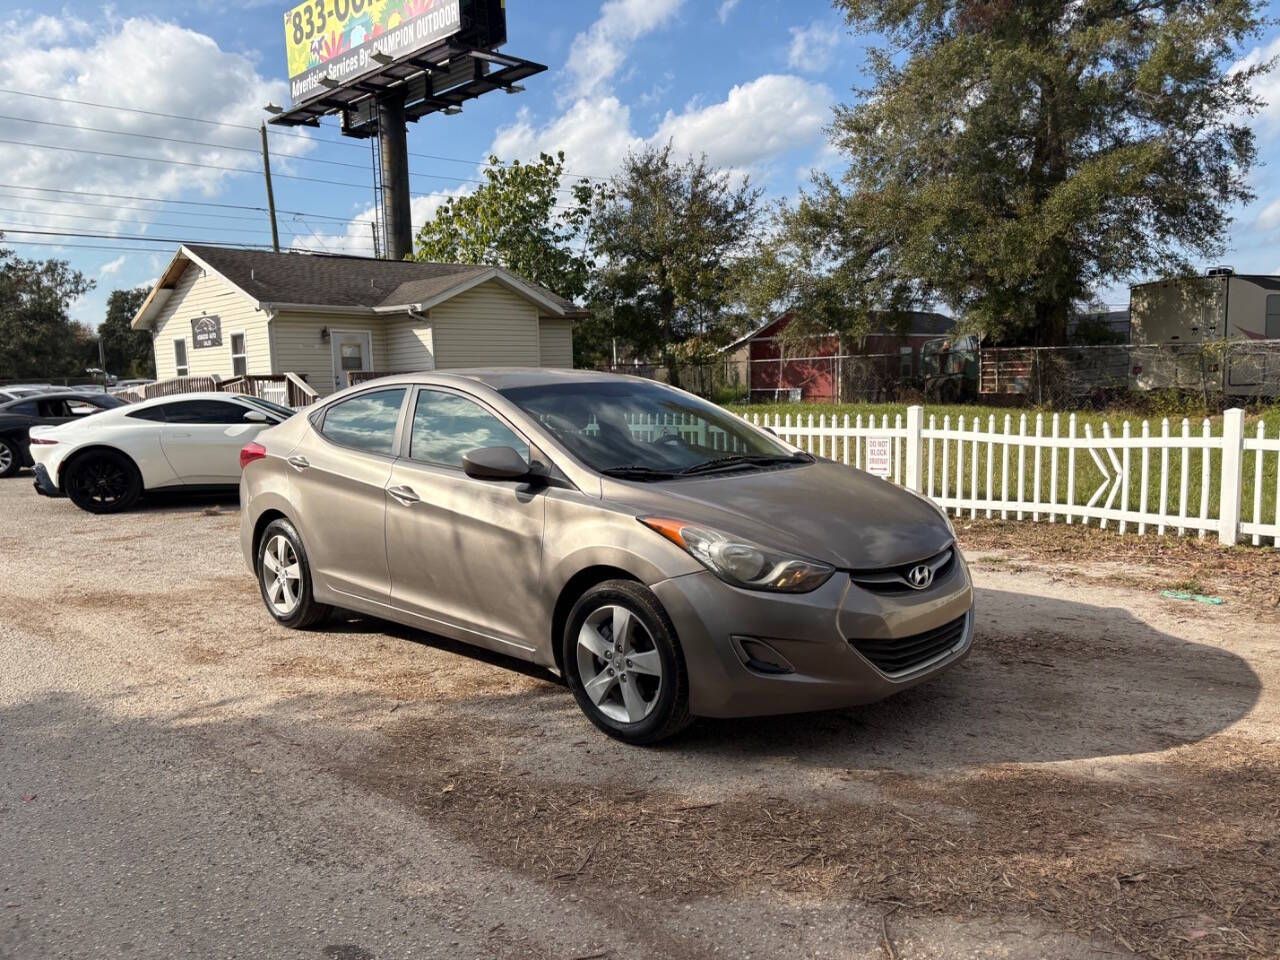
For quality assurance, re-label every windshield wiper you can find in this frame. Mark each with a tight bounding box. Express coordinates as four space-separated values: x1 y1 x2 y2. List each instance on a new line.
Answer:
600 465 679 482
678 453 814 477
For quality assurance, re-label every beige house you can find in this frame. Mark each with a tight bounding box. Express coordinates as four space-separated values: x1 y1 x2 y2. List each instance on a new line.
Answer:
132 245 584 396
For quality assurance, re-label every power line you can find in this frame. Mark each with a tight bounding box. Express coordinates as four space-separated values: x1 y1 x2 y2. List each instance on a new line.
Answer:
2 240 175 254
0 205 357 237
0 86 614 182
0 182 371 223
0 136 372 189
0 191 272 224
0 227 367 254
0 111 587 194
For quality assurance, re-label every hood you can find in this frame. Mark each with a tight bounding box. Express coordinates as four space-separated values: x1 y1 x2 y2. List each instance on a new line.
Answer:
607 461 953 570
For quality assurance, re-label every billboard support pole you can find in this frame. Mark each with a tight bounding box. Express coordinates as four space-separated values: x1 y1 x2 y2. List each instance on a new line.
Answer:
259 122 281 254
378 91 413 261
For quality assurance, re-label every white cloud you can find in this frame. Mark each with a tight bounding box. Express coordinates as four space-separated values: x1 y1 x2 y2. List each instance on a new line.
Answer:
787 21 843 73
565 0 684 101
0 17 304 247
717 0 742 25
654 75 834 170
98 255 128 278
1231 34 1280 131
489 74 832 186
1257 195 1280 230
290 187 473 258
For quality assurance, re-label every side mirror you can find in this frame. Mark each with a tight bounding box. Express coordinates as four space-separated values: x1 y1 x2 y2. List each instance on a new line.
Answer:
462 446 531 481
243 410 270 423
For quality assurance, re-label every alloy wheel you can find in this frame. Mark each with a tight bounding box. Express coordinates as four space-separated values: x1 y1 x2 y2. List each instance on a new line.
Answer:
262 534 302 617
575 605 664 724
0 442 12 474
73 457 129 505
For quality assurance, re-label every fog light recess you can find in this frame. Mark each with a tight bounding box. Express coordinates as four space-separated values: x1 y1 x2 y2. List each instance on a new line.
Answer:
731 637 796 675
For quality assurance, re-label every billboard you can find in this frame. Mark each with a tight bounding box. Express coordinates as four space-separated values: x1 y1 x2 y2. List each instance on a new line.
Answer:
285 0 465 107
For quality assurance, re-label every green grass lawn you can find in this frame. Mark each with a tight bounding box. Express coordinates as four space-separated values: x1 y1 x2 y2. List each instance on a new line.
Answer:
725 401 1280 533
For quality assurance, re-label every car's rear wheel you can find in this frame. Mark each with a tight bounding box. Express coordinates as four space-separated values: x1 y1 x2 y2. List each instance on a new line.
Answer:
64 450 142 513
563 580 693 745
0 436 19 478
257 518 331 629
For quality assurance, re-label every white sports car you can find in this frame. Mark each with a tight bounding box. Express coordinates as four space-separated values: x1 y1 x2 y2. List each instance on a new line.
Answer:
30 392 295 513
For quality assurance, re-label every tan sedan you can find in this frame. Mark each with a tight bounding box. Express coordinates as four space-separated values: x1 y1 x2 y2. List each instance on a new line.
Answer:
239 370 973 744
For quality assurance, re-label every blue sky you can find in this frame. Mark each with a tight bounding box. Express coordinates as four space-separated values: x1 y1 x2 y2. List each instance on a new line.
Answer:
0 0 1277 329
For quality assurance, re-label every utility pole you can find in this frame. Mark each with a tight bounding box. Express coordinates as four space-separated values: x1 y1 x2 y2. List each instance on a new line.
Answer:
377 91 413 261
260 122 280 253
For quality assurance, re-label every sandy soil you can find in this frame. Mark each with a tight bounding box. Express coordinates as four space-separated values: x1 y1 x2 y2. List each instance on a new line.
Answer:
2 479 1278 959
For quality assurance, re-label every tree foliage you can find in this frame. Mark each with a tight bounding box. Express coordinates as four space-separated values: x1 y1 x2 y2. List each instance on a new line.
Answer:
411 152 600 303
793 0 1272 345
588 144 763 370
98 287 155 379
0 240 96 380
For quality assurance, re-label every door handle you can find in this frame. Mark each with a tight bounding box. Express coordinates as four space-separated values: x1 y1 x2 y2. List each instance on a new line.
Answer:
169 432 192 439
387 485 421 506
287 456 311 472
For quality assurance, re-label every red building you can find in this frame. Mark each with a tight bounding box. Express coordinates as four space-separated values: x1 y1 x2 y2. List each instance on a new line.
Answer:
738 312 956 402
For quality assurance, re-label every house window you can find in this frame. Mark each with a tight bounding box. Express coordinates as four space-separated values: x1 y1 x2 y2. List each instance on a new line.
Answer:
174 340 189 377
899 347 914 378
1266 295 1280 340
230 332 247 377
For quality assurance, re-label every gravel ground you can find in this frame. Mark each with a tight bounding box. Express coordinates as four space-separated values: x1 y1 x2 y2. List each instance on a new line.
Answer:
1 477 1277 960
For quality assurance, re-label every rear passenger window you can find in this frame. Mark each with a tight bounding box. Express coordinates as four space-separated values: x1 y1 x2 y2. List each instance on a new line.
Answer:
153 400 248 424
320 389 405 455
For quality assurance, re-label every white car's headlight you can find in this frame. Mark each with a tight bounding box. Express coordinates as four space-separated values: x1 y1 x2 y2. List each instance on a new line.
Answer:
640 517 834 593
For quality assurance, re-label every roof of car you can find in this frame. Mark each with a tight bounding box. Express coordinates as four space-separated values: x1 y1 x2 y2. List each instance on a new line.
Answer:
361 368 653 391
0 391 118 407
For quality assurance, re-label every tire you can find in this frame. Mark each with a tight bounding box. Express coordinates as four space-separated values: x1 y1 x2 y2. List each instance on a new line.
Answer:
562 580 693 745
257 518 331 629
64 449 142 513
0 435 19 478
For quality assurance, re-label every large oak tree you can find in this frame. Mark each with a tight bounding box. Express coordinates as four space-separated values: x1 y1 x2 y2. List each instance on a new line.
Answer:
774 0 1271 345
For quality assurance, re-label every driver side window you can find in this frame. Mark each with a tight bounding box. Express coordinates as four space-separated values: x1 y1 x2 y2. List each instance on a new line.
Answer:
409 390 529 469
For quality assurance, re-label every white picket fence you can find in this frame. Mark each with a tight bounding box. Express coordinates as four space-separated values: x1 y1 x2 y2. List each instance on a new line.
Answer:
743 407 1280 548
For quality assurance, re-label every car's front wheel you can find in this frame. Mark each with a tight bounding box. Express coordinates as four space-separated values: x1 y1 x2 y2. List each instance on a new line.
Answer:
0 435 19 478
563 580 693 745
257 518 331 629
64 450 142 513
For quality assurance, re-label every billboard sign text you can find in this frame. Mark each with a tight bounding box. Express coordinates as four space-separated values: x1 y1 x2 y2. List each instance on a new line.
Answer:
285 0 463 107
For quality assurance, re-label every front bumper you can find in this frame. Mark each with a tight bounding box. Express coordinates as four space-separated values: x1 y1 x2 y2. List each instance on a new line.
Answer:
32 464 63 498
651 554 974 719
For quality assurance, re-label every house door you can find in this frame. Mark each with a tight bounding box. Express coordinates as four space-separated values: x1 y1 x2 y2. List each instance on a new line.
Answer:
330 330 374 391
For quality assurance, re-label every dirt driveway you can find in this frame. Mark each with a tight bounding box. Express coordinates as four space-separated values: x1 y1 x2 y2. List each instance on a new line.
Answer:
1 478 1278 960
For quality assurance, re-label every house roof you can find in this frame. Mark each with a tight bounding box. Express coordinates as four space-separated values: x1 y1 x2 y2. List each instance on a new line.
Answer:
744 310 956 343
132 245 587 330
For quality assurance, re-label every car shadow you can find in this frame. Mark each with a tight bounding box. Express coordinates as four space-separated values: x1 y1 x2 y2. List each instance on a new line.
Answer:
132 490 242 514
323 611 563 688
668 585 1262 769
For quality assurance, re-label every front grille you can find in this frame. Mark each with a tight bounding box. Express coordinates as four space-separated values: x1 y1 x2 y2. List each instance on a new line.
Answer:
849 548 954 594
850 614 968 676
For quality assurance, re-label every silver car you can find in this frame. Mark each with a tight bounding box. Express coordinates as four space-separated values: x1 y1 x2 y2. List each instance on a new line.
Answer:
240 370 973 744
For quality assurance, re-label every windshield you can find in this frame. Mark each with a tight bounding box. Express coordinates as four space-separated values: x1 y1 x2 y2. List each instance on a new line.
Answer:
239 396 296 420
499 380 800 477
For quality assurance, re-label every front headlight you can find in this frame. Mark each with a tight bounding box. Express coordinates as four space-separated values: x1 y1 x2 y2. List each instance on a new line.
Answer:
639 517 834 593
